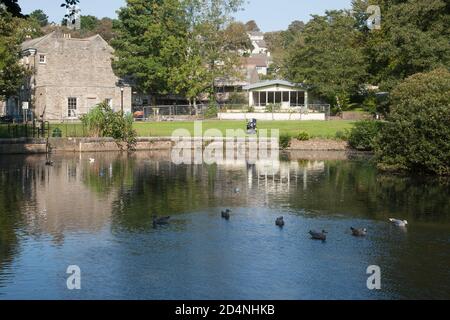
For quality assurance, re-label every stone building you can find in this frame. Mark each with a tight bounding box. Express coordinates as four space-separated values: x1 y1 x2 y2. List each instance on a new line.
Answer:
14 31 131 121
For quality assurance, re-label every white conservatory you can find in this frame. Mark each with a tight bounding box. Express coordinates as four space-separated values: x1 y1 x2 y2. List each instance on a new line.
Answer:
218 80 329 121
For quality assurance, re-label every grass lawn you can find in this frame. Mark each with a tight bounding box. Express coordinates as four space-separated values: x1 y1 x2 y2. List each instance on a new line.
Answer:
135 120 355 138
1 120 355 139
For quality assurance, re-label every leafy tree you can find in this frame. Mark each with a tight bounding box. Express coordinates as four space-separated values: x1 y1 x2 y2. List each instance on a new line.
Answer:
354 0 450 90
29 9 49 27
283 20 305 46
183 0 245 97
0 0 23 17
375 68 450 175
0 8 26 99
245 20 260 32
168 50 209 113
80 15 99 31
95 18 116 42
284 10 368 105
61 0 80 20
223 21 252 52
112 0 189 105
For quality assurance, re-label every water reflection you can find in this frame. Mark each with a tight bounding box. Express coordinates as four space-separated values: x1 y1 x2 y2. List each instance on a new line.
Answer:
0 152 449 299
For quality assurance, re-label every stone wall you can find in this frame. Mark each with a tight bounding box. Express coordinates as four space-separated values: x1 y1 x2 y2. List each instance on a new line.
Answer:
0 138 47 154
0 137 351 154
289 138 349 151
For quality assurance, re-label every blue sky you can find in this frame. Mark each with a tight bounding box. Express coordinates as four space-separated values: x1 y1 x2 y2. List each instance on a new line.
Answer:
19 0 353 31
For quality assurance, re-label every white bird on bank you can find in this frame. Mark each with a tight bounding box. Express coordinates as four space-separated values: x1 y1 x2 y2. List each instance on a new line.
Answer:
89 158 95 164
389 218 408 227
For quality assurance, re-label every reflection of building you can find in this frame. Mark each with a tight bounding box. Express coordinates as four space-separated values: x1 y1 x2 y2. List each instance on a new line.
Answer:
30 156 118 242
9 31 132 121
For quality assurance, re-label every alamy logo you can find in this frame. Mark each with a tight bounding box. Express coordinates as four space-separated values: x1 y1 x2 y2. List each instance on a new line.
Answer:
366 265 381 290
66 265 81 290
367 5 382 30
171 121 280 165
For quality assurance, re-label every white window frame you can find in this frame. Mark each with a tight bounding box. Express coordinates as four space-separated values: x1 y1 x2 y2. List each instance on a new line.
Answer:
39 55 46 64
67 97 77 118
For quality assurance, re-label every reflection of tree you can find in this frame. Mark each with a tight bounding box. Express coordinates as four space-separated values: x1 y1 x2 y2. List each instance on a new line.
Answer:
0 163 27 274
286 159 450 222
374 175 450 222
110 158 450 232
81 154 136 196
111 163 225 232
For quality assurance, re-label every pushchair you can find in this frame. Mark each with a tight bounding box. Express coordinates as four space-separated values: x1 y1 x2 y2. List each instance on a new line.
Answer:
247 118 258 135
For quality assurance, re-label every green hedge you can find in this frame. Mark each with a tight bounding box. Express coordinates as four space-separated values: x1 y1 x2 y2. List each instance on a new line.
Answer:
375 68 450 176
348 120 383 151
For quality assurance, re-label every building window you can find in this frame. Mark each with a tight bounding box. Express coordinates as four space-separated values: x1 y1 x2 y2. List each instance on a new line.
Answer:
105 99 112 107
39 55 46 64
68 97 77 118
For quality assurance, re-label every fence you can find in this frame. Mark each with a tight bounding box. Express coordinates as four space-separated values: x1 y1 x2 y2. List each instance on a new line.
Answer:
141 104 210 121
140 104 331 120
0 121 51 139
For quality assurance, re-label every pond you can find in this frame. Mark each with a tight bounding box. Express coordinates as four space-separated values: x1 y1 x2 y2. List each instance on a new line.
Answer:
0 151 449 300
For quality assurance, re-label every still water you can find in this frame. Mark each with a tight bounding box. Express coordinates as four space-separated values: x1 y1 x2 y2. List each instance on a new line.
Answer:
0 151 449 300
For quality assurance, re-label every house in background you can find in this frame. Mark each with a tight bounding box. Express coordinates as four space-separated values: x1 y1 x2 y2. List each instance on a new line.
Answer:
247 31 270 56
244 54 271 76
12 31 131 122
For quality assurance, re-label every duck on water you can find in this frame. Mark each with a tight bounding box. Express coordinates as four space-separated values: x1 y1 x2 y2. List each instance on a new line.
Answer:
276 217 285 228
309 230 328 241
351 227 367 237
389 218 408 228
221 209 231 220
153 216 171 228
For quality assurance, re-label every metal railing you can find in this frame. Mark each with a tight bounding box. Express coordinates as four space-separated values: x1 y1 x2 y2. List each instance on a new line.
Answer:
141 104 210 121
0 121 50 139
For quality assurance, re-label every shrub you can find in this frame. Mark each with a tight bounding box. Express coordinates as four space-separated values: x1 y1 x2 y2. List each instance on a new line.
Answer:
375 68 450 175
335 130 350 141
297 131 310 141
228 92 248 105
362 95 377 116
279 133 292 150
348 120 383 151
266 103 281 113
204 102 219 119
81 101 137 151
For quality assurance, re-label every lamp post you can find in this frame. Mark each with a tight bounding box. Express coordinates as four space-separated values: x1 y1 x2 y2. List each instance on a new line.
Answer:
120 87 124 114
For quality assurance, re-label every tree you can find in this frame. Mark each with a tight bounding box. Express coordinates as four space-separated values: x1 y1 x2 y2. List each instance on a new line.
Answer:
0 8 26 99
354 0 450 90
245 20 260 32
29 9 48 27
284 10 368 105
112 0 189 105
375 68 450 176
223 21 252 51
283 20 304 46
183 0 245 97
0 0 23 17
80 15 99 31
